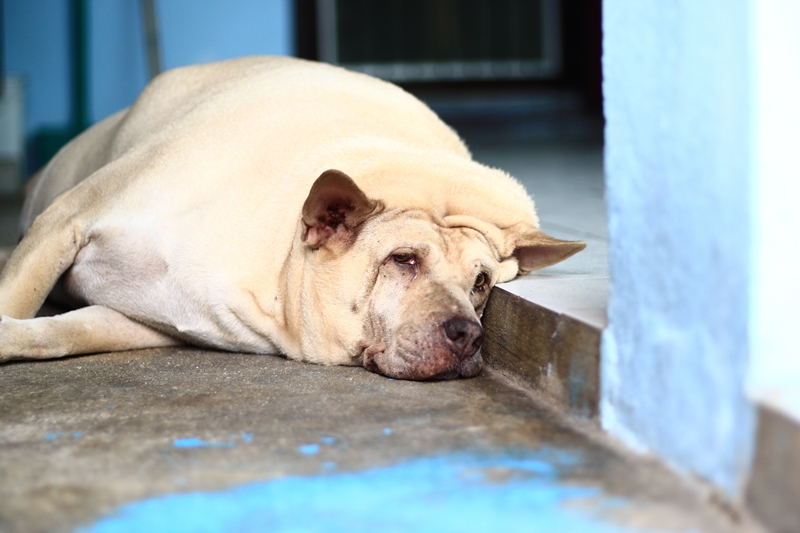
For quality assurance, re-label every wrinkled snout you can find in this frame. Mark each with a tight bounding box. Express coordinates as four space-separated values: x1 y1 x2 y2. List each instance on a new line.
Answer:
364 314 485 381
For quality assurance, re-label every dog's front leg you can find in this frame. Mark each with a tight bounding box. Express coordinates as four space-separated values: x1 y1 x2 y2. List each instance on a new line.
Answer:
0 306 182 363
0 208 88 319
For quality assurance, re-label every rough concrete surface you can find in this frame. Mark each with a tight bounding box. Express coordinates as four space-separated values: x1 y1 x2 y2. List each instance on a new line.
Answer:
0 348 761 533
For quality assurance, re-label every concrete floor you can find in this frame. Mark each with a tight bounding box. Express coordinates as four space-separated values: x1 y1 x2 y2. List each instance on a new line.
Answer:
0 142 762 533
0 349 758 533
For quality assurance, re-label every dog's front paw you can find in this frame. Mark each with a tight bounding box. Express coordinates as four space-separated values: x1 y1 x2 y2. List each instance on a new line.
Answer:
0 315 23 363
0 314 54 363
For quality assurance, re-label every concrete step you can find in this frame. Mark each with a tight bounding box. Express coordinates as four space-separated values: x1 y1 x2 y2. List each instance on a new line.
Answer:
483 286 601 421
473 142 608 422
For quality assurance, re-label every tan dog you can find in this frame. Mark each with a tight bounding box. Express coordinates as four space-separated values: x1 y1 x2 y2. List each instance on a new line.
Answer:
0 57 584 380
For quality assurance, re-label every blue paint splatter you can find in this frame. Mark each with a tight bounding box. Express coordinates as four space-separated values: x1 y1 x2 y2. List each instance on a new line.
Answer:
173 438 236 449
73 432 83 439
45 432 63 440
78 450 668 533
322 462 337 471
383 428 392 435
298 443 320 455
241 433 253 443
320 436 337 445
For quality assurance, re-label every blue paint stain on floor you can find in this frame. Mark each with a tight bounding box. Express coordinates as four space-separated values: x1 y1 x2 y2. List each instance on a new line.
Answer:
173 438 236 449
297 443 320 455
44 431 83 441
77 449 673 533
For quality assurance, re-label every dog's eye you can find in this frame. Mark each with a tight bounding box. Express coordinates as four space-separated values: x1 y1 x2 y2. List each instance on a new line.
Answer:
474 272 488 289
392 253 416 265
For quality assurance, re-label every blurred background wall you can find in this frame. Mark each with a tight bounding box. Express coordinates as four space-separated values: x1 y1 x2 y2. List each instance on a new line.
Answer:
1 0 602 185
2 0 294 178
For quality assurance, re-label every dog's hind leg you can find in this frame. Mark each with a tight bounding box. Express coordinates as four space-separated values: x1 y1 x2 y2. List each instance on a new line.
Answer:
0 305 182 363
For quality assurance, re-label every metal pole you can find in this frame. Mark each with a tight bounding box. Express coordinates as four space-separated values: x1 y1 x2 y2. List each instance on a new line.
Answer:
141 0 163 80
71 0 88 132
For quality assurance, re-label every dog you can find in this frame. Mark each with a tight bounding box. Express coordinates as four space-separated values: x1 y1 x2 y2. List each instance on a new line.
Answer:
0 57 584 380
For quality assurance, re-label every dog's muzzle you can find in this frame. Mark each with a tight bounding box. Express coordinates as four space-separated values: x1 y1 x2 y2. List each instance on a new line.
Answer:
364 316 485 381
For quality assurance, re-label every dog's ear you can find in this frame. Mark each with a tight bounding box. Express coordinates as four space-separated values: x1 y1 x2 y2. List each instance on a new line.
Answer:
509 225 586 274
302 169 383 250
442 216 585 276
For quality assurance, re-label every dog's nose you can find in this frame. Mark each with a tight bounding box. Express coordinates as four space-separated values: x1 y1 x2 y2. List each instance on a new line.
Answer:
443 318 484 360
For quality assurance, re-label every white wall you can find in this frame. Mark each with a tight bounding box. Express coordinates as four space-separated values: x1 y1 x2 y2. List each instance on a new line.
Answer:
748 1 800 423
601 1 755 495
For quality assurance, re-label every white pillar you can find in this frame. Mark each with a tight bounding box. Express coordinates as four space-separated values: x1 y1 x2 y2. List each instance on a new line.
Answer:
601 1 754 495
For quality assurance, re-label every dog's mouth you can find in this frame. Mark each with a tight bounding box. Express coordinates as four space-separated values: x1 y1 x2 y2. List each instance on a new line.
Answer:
429 365 462 380
365 351 483 381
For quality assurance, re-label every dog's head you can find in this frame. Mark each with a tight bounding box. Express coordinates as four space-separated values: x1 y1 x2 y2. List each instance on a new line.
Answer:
296 169 585 380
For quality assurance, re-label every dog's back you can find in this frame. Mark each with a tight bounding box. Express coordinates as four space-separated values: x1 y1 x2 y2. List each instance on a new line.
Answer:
21 57 470 237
